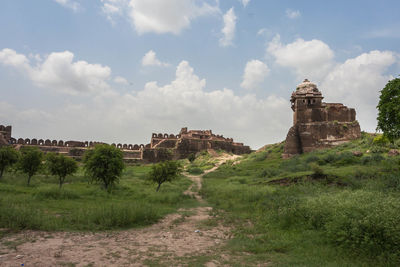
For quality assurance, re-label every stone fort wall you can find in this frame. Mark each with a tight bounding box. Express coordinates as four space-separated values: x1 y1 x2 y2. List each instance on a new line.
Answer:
1 125 251 162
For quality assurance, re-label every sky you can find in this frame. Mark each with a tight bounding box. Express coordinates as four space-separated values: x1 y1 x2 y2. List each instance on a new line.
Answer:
1 0 399 149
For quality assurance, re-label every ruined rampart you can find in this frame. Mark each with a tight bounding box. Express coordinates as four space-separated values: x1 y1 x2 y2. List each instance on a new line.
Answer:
1 125 250 162
283 80 361 157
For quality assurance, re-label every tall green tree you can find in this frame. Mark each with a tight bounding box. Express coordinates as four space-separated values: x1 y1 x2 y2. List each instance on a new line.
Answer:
46 153 78 188
149 160 182 192
83 144 124 191
18 147 43 185
0 146 19 179
377 76 400 142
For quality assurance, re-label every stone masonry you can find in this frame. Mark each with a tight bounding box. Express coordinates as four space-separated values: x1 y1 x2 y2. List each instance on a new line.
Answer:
283 79 361 158
1 125 250 162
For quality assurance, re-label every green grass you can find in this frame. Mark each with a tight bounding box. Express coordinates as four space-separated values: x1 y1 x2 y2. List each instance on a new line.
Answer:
202 134 400 266
0 164 195 231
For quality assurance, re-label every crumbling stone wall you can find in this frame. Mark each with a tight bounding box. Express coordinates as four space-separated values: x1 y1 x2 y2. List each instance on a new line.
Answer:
3 125 251 162
283 80 361 157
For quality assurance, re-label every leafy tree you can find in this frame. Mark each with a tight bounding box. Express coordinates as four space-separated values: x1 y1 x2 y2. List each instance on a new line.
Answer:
149 160 182 192
0 146 19 179
83 144 124 191
188 153 196 163
18 147 43 185
377 76 400 142
46 153 78 188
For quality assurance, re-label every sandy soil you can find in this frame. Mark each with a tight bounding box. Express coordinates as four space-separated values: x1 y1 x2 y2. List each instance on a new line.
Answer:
0 154 240 267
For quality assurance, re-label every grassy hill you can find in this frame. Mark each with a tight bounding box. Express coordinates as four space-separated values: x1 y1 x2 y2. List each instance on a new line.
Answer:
201 132 400 266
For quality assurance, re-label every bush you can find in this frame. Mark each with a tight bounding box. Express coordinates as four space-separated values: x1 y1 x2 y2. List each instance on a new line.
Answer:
0 146 19 179
305 154 320 163
361 154 384 165
187 166 204 175
373 135 390 146
83 144 124 191
148 160 182 191
322 153 336 164
334 151 358 165
275 190 400 259
17 147 43 185
46 153 78 188
259 168 279 178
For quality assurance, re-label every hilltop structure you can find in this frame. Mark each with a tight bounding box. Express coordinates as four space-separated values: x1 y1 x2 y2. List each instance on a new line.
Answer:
283 79 361 158
0 125 250 162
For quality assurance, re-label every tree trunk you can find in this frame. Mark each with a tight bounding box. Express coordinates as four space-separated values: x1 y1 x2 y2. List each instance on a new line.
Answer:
0 168 3 179
59 177 63 189
27 175 32 186
156 183 162 192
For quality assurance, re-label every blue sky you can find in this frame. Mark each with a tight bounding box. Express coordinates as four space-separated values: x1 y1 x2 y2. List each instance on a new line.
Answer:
1 0 399 149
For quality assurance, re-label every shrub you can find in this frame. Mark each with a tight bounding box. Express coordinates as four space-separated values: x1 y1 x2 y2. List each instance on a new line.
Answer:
148 160 182 191
310 163 324 177
259 168 279 178
83 144 124 191
46 153 78 188
17 147 43 185
370 145 387 154
187 166 204 175
334 151 358 165
322 153 336 164
305 154 320 163
373 135 389 146
0 146 19 179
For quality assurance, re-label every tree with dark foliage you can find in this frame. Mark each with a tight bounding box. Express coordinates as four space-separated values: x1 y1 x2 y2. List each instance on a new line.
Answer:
149 160 182 192
377 76 400 142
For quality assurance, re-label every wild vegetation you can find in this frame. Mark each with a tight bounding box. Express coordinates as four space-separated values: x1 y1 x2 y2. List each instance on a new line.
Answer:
202 132 400 266
0 161 193 231
1 131 400 265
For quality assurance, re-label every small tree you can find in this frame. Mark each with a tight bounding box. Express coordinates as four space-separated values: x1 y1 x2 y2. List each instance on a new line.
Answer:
149 160 182 192
18 147 43 185
83 144 124 191
0 146 19 179
46 153 78 188
377 76 400 142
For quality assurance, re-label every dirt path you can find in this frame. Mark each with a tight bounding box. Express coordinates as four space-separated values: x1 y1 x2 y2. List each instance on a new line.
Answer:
0 154 240 267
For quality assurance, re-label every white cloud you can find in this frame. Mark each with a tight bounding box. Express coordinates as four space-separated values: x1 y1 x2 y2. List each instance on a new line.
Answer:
1 59 290 149
267 34 334 81
114 76 129 85
321 50 397 132
266 35 399 132
53 0 81 12
285 9 301 19
128 0 219 35
241 60 270 90
100 0 127 24
219 7 237 47
0 49 111 94
0 48 30 68
142 50 170 67
240 0 250 7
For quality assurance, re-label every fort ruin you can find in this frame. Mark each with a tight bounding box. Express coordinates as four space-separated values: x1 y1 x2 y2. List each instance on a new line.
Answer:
0 125 250 162
283 79 361 157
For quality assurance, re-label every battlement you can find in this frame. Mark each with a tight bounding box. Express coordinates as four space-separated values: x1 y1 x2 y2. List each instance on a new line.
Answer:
2 125 251 162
